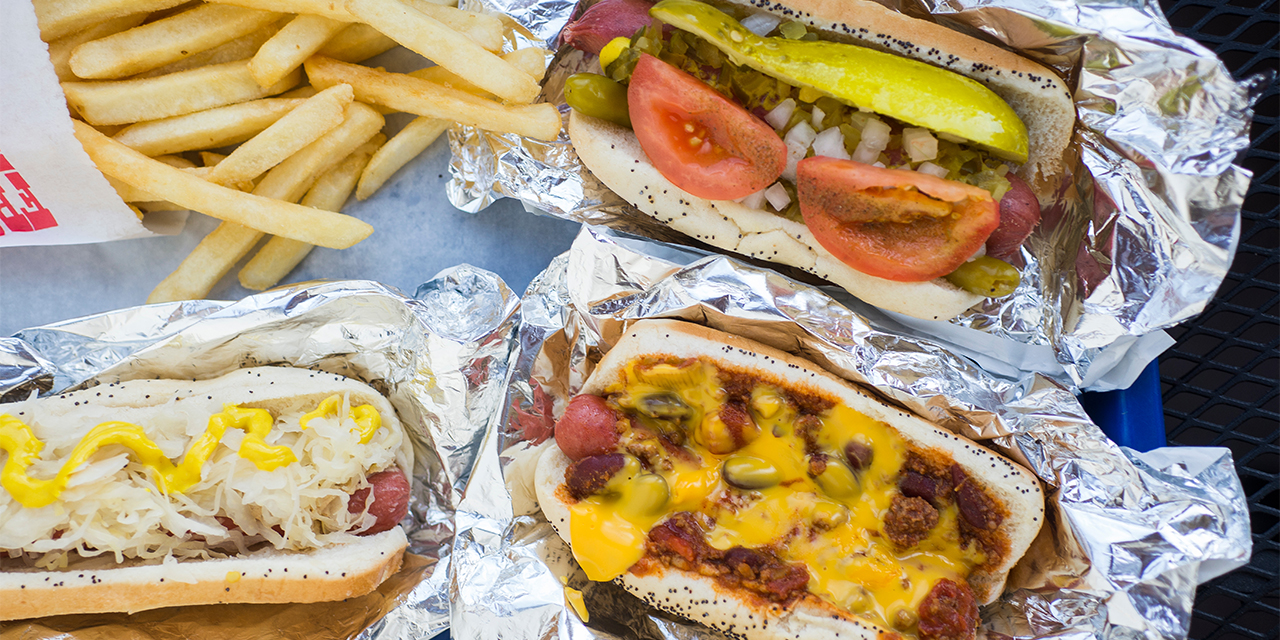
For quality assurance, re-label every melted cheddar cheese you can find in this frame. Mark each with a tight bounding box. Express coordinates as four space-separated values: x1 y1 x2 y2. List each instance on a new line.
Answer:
0 394 381 509
566 358 987 632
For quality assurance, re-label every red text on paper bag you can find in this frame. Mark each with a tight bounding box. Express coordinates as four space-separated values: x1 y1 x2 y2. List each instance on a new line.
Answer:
0 153 58 236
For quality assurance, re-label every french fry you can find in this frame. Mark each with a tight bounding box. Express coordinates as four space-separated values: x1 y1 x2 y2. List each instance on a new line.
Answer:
200 152 228 166
496 12 537 41
64 60 301 126
33 0 188 42
105 174 158 202
207 84 354 187
493 47 548 82
146 2 205 22
72 120 373 248
206 0 356 21
307 135 385 208
69 5 282 80
254 102 385 202
132 21 284 79
206 0 501 51
147 102 385 302
113 98 307 155
356 116 448 200
133 200 189 212
319 23 398 63
279 86 320 99
240 135 384 290
400 0 503 51
407 47 547 98
148 223 266 303
345 0 536 103
306 56 561 140
46 14 147 82
152 154 197 169
249 14 349 88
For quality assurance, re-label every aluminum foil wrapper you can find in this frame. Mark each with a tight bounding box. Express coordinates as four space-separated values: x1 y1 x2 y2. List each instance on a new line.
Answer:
0 271 520 640
445 0 1264 391
449 226 1251 640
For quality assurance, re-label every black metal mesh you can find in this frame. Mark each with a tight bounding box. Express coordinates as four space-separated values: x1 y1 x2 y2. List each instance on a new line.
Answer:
1160 0 1279 636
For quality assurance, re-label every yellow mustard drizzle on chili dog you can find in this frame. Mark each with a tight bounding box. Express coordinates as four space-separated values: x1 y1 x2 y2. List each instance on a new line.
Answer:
1 397 382 509
566 358 987 631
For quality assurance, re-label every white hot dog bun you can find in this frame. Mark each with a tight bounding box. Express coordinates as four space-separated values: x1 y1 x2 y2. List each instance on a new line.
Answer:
0 367 415 620
569 0 1076 321
534 320 1044 639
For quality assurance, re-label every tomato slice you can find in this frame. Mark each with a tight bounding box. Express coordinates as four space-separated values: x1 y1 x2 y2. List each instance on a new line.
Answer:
797 157 1000 282
628 54 785 200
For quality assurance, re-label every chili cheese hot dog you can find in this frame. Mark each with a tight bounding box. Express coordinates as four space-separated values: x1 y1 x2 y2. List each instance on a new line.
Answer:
562 0 1075 320
534 320 1043 640
0 367 414 620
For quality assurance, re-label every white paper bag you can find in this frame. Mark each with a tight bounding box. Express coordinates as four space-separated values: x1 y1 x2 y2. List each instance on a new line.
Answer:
0 1 180 247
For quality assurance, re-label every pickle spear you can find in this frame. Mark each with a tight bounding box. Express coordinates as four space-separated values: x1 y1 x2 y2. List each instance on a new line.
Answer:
649 0 1030 164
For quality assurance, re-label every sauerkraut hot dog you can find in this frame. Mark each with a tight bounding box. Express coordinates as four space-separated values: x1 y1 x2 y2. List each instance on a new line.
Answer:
0 367 414 620
562 0 1075 320
534 320 1044 640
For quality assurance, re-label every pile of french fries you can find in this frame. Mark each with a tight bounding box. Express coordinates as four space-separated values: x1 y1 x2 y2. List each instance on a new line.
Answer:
37 0 561 302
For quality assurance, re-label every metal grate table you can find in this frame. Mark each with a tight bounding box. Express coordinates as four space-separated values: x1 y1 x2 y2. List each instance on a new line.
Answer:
1161 0 1279 636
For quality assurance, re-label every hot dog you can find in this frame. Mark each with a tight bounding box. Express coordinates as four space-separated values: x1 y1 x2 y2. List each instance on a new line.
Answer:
534 320 1044 640
561 0 1075 320
0 367 414 620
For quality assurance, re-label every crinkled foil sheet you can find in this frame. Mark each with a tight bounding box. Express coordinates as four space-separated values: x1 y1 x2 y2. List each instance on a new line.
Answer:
446 0 1265 390
450 226 1251 640
0 271 520 640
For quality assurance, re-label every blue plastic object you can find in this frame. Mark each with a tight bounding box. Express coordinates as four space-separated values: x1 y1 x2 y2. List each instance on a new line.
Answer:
1077 360 1168 452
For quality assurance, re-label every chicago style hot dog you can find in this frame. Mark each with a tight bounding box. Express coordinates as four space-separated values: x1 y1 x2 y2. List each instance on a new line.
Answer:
562 0 1075 320
0 367 414 620
534 320 1044 640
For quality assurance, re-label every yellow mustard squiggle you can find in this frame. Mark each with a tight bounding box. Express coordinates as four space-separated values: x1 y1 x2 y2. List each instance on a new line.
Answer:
300 394 382 443
0 406 291 509
1 397 382 509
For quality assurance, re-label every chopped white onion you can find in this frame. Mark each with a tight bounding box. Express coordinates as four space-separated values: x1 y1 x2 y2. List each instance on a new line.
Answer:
851 142 879 164
902 127 938 163
764 182 791 211
737 189 767 210
917 162 949 178
872 161 886 168
765 98 796 130
783 120 816 148
851 117 890 164
779 122 816 181
782 141 806 181
810 106 825 130
861 118 891 150
740 12 783 36
812 126 850 160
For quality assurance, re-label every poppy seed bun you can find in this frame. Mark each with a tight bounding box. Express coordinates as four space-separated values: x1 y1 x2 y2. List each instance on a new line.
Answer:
724 0 1074 185
534 320 1045 638
0 367 413 620
571 111 986 320
1 529 408 620
568 0 1076 320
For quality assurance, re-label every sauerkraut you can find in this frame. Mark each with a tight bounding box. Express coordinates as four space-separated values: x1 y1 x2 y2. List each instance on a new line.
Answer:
0 391 405 570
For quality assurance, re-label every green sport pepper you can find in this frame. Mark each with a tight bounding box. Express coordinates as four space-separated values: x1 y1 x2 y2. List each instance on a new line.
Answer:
648 0 1030 164
944 255 1021 297
564 73 631 128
